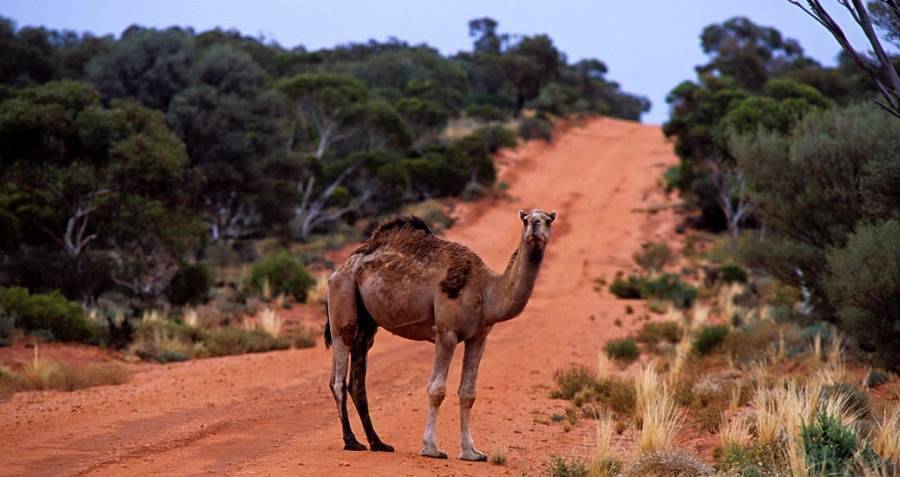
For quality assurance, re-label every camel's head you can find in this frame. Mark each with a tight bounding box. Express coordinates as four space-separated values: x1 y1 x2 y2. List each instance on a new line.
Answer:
518 209 556 250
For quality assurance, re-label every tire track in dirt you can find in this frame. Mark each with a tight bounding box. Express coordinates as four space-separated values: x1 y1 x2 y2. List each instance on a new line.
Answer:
0 117 680 477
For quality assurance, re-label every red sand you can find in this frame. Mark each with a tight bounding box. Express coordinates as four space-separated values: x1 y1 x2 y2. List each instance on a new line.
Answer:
0 117 683 476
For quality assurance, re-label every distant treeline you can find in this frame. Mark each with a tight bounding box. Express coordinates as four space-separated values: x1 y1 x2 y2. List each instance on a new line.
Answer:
0 16 648 305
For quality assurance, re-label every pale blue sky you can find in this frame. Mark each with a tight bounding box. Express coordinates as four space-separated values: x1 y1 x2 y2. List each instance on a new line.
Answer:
1 0 874 123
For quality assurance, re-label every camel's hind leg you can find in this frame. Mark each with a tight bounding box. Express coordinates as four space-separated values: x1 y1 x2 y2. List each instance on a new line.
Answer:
348 309 393 452
326 271 366 451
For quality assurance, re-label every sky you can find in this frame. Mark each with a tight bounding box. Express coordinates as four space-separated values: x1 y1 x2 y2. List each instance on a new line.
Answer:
1 0 874 124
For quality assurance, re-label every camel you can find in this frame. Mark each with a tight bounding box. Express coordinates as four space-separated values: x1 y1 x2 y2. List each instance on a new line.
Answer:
324 208 556 461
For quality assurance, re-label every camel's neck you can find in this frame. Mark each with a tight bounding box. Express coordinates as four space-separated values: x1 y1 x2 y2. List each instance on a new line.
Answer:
484 240 543 324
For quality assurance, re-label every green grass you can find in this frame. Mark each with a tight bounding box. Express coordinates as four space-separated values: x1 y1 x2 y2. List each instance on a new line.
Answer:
604 338 640 363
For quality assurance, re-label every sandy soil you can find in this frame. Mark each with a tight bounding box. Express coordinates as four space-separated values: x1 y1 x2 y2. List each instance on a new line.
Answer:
0 117 682 477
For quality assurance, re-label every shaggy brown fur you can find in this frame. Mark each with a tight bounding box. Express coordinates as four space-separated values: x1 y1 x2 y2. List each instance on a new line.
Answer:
439 257 471 299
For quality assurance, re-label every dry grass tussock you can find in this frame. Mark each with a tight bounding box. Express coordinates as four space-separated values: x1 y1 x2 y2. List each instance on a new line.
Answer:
1 348 131 396
257 307 283 337
591 414 620 477
873 404 900 463
636 387 684 455
634 364 661 422
306 274 329 305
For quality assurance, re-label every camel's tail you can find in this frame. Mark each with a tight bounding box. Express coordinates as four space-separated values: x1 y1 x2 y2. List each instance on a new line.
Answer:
323 301 332 349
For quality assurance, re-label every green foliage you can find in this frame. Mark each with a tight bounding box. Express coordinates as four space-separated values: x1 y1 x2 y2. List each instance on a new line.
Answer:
718 264 748 284
246 251 315 302
464 103 508 121
637 321 683 345
633 241 673 275
203 327 290 356
640 274 698 309
604 338 640 363
609 274 643 299
517 115 553 141
692 325 728 355
825 220 900 370
802 410 873 476
167 263 212 306
0 287 95 343
547 455 589 477
551 365 595 400
474 125 518 153
738 104 900 321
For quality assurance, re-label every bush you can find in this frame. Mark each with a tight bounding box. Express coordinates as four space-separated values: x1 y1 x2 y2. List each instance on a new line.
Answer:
551 365 595 400
718 264 748 284
609 274 643 299
464 103 508 121
547 455 589 477
246 251 315 302
802 410 875 475
826 220 900 371
692 325 728 355
640 273 698 309
204 327 290 356
637 321 683 345
0 287 96 343
604 338 640 363
474 125 518 153
517 116 553 141
634 242 673 274
167 263 212 306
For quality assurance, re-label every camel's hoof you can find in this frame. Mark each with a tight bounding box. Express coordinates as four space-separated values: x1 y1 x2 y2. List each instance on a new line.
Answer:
420 447 448 459
370 441 394 452
459 449 488 462
343 440 367 451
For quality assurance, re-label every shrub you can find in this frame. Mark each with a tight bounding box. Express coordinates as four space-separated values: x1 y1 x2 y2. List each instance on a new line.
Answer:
718 264 748 284
464 103 508 121
640 274 698 309
609 274 643 299
204 327 290 356
865 369 891 389
826 220 900 371
604 338 640 363
821 383 869 418
637 321 683 346
246 251 315 302
547 455 589 477
0 287 96 343
11 355 131 393
692 325 728 355
623 450 714 477
167 263 212 306
634 242 673 274
517 116 553 142
474 125 518 153
551 365 595 400
802 410 875 475
128 319 204 363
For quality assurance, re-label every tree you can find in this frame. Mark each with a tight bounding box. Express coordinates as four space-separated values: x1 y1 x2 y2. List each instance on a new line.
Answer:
737 103 900 318
0 81 199 302
698 16 806 91
86 26 194 110
788 0 900 117
277 73 368 159
468 17 505 55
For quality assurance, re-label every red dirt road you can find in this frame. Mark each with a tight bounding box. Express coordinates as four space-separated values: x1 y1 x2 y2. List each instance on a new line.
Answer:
1 117 680 477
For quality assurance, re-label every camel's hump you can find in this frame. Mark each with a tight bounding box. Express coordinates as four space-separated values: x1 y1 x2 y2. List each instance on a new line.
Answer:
354 215 434 256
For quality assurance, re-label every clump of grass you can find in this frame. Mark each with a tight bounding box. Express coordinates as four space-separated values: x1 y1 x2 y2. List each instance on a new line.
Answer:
634 364 661 421
636 321 682 346
873 404 900 463
636 389 683 455
609 274 643 299
547 455 589 477
604 338 640 363
489 447 507 465
591 415 622 477
552 365 596 400
692 325 728 355
257 307 283 337
5 349 131 395
633 241 673 275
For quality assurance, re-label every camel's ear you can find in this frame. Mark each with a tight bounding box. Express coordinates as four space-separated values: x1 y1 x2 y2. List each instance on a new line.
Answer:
518 209 527 223
548 210 557 223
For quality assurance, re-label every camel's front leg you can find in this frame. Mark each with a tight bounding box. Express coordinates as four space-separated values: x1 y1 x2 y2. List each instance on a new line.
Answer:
421 331 458 459
458 332 489 461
